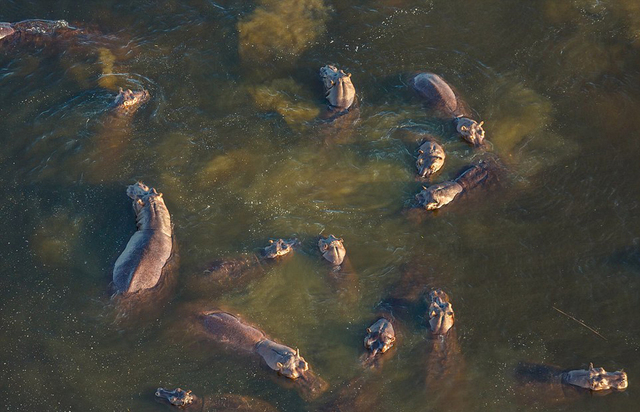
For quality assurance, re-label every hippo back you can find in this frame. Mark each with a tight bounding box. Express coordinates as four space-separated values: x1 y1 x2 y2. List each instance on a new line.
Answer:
200 311 266 352
411 73 459 116
11 19 71 35
0 24 15 40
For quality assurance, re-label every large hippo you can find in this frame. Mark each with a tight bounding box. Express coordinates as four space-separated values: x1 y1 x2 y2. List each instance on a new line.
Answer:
203 238 298 290
361 317 396 367
112 182 176 298
514 362 628 405
320 65 357 115
410 72 486 147
415 158 502 211
155 387 278 411
198 310 328 400
318 235 359 308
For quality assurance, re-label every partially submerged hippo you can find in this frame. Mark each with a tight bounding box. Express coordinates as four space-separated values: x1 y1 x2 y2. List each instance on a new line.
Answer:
362 317 396 366
111 88 151 117
198 310 328 400
0 19 81 49
515 362 628 403
155 387 278 411
415 159 501 211
203 238 298 289
318 235 346 266
112 182 175 297
411 72 486 147
416 140 446 179
427 289 455 336
319 65 358 122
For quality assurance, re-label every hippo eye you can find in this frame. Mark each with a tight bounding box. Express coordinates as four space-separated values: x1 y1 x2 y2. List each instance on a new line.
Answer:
447 312 454 316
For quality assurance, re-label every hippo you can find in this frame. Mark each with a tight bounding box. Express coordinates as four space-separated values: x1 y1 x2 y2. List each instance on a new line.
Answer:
318 234 346 266
427 289 455 336
155 387 278 411
514 362 628 404
416 140 446 179
0 19 80 48
112 182 175 297
361 317 396 367
111 88 151 117
414 158 502 211
203 238 298 290
410 72 486 147
320 65 356 113
198 310 328 400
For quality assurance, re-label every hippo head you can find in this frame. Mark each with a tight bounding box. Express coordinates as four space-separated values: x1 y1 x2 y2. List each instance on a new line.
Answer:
127 182 163 215
320 65 356 111
427 289 455 335
0 23 15 40
112 88 151 116
155 387 196 407
364 318 396 357
318 235 346 266
262 238 298 259
416 141 446 179
276 347 309 380
564 364 628 391
415 182 463 211
456 117 485 147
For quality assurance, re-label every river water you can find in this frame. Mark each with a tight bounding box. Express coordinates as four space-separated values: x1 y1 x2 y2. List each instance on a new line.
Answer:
1 0 639 411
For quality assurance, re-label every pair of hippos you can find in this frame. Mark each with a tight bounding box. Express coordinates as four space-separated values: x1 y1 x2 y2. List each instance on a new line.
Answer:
8 17 627 409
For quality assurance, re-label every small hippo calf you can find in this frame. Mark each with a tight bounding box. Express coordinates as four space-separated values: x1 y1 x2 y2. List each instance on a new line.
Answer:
199 311 328 400
411 72 486 147
112 182 175 296
320 65 357 117
155 387 278 411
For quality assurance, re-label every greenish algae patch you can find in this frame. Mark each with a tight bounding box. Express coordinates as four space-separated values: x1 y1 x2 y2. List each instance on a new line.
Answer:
238 0 329 63
250 78 320 127
30 211 83 267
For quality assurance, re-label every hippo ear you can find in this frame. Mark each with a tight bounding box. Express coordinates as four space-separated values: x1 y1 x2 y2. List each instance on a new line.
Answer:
119 87 124 93
296 348 300 357
152 188 158 194
418 150 424 154
422 186 427 190
589 363 594 371
389 336 396 342
269 239 274 244
478 121 484 127
277 362 284 369
137 199 144 206
366 327 371 333
347 73 352 78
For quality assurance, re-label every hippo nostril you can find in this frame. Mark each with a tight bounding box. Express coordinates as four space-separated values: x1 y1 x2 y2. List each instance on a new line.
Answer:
155 391 161 397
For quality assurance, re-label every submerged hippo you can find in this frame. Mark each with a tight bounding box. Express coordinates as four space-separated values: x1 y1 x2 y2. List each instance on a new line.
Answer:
411 72 486 147
198 310 328 400
514 362 628 404
416 140 446 179
0 19 74 41
155 387 278 411
111 88 151 117
415 159 501 211
202 238 298 290
112 182 175 297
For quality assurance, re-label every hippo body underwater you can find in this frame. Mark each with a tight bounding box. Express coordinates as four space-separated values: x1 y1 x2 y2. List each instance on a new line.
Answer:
411 72 486 147
112 182 176 301
155 387 278 412
514 362 628 404
203 238 298 287
198 310 328 400
415 158 502 211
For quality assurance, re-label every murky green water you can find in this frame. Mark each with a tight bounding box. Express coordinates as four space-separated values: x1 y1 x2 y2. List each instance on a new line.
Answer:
2 0 639 410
